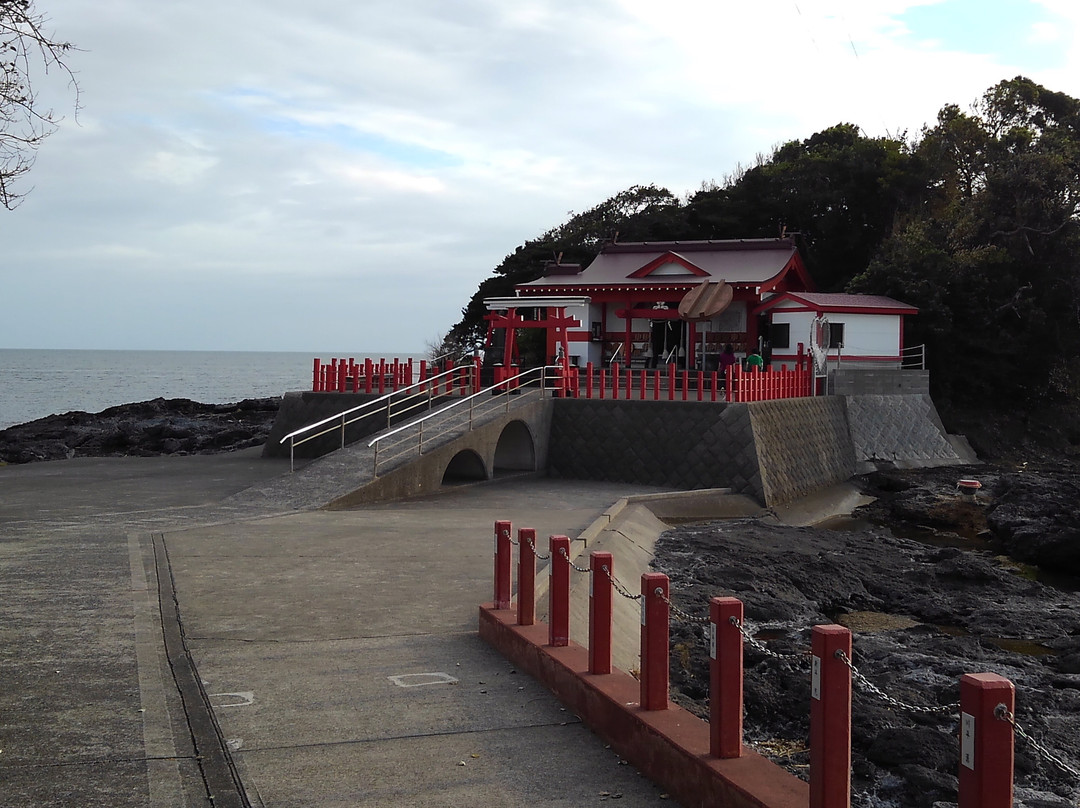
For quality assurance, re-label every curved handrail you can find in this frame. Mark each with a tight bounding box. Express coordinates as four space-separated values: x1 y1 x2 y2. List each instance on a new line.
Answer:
366 365 560 476
280 365 467 471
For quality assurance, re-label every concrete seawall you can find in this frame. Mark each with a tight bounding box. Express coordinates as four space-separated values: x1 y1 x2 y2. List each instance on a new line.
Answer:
264 392 968 508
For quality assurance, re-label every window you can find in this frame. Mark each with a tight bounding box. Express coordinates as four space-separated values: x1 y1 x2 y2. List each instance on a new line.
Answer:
770 323 790 349
828 322 845 349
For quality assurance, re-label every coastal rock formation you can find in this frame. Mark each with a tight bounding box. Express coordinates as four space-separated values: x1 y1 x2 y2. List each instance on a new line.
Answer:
656 507 1080 807
0 397 280 464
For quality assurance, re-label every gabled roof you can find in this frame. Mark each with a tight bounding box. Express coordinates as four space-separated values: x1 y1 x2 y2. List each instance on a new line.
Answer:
518 238 812 294
754 291 918 316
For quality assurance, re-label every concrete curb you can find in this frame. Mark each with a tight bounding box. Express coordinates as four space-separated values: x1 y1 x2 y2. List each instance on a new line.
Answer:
479 604 808 808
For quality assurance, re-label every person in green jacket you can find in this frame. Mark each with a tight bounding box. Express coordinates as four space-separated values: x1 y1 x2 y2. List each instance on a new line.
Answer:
745 348 764 370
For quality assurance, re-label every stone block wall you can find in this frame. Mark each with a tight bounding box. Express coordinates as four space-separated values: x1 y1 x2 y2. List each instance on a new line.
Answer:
747 397 856 505
547 400 764 502
844 394 961 470
830 368 930 395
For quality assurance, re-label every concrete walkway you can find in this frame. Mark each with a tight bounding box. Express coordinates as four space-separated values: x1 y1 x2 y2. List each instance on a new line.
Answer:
0 450 678 807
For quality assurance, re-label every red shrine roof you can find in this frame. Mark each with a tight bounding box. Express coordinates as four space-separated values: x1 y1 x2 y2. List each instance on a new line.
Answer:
755 291 918 316
517 238 812 294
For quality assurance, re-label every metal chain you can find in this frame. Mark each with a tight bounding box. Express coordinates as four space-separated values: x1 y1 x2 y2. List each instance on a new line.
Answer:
601 565 642 601
522 533 550 560
500 528 518 546
834 650 958 716
730 616 811 663
557 546 591 574
996 704 1080 781
656 590 711 624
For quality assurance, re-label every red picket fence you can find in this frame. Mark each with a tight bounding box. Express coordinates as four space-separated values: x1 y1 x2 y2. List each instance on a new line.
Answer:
310 357 480 396
312 356 814 403
488 521 1028 808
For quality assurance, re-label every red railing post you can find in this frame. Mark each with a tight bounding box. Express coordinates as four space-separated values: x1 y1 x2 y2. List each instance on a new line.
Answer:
419 359 428 391
585 362 594 398
338 359 347 392
549 535 571 647
517 528 536 626
598 369 606 399
493 520 512 610
696 370 704 401
364 358 373 393
667 363 676 400
312 358 321 391
589 551 613 674
625 364 632 398
810 624 852 808
611 362 620 400
710 597 744 758
959 673 1015 808
710 370 718 402
652 369 660 401
640 572 669 710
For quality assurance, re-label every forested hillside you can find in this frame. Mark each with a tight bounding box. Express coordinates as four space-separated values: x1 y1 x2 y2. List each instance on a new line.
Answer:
449 77 1080 415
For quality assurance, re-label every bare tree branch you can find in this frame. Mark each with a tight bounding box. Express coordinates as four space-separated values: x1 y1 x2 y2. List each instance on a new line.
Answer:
0 0 79 209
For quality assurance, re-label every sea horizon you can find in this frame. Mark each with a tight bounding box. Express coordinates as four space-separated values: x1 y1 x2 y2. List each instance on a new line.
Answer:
0 348 427 430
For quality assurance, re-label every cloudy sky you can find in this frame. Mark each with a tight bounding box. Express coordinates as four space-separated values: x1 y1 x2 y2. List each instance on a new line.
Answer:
3 0 1079 354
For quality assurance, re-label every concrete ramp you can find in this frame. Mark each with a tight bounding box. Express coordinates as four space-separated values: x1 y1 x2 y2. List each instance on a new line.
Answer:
845 394 973 471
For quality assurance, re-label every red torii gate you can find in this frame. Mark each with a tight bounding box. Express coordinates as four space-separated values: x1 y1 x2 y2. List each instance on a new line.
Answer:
483 296 590 377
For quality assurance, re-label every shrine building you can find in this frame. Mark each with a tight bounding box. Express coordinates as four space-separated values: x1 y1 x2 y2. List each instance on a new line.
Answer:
482 237 917 373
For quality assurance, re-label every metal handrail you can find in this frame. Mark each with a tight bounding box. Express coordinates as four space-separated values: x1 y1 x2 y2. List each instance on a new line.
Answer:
608 343 623 366
900 344 926 370
279 366 466 471
366 365 559 477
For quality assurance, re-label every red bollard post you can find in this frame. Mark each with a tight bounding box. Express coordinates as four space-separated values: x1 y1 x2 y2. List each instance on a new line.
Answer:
710 597 744 758
959 673 1015 808
364 358 373 393
640 572 670 710
589 552 613 674
493 520 512 610
810 624 852 808
312 358 321 391
549 535 571 647
517 528 536 626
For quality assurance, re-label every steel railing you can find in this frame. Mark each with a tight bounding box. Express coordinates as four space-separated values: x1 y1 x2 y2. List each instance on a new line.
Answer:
901 344 926 370
279 366 469 471
367 365 561 477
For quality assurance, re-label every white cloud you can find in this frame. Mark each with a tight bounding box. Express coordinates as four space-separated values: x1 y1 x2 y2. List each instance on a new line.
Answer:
3 0 1080 352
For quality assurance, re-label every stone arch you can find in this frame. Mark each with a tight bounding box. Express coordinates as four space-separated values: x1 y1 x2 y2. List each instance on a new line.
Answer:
493 420 536 475
442 449 488 484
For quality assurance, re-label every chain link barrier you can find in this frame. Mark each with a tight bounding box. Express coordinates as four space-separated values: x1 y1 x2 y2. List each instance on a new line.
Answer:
996 704 1080 782
730 616 811 664
656 589 711 625
557 545 591 574
601 565 641 601
834 650 959 716
521 533 549 560
500 527 518 546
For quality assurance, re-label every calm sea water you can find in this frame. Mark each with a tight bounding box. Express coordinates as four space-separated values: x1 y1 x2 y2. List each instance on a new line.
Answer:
0 349 423 430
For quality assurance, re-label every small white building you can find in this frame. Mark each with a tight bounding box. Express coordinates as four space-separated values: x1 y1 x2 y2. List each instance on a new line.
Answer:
754 291 919 369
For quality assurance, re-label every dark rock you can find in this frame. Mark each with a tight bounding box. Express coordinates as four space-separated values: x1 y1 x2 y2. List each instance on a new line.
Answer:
0 397 280 464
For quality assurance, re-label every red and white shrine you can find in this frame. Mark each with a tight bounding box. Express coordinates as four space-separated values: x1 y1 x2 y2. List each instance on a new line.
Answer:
483 237 917 372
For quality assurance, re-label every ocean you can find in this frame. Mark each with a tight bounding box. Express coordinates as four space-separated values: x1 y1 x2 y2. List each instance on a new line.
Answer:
0 349 423 431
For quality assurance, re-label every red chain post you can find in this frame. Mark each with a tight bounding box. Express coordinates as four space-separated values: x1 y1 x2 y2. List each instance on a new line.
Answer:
810 624 852 808
549 535 571 647
517 528 536 626
492 520 512 610
959 673 1015 808
589 552 613 674
312 358 321 391
640 572 669 710
710 597 744 758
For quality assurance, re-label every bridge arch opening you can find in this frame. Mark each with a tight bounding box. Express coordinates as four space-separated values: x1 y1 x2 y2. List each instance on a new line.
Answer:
442 449 488 485
493 420 536 476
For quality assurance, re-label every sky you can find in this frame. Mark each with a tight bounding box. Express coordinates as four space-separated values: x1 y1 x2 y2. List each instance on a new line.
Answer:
3 0 1080 354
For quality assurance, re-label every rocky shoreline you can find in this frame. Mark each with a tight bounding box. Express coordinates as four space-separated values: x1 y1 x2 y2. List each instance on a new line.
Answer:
656 460 1080 807
0 397 280 464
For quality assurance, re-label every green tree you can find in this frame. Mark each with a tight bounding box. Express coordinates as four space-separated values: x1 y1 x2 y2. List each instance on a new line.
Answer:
1 0 77 209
